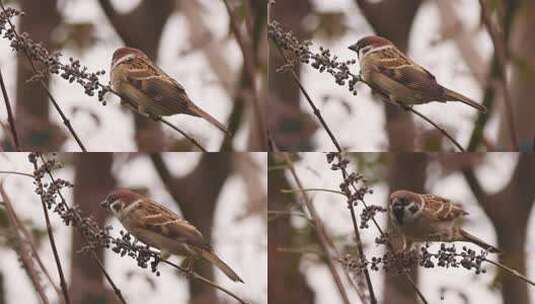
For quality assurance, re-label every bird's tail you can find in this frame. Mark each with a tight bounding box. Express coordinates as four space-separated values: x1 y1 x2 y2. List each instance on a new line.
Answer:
460 229 501 253
442 87 487 112
189 105 230 135
199 249 244 283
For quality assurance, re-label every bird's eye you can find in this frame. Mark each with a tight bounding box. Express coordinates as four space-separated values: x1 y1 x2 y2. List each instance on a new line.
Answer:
409 204 419 213
359 45 373 57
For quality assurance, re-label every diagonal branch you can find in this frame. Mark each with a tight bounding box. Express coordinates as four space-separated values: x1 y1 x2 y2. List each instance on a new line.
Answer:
478 0 518 150
31 157 71 304
0 184 51 304
0 67 20 151
221 0 267 149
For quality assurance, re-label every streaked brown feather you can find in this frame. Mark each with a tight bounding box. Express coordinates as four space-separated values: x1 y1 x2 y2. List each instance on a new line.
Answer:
124 57 194 115
128 199 210 250
369 47 443 98
421 194 468 222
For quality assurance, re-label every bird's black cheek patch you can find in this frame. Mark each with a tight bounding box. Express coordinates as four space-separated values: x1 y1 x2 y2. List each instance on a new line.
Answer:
393 208 404 225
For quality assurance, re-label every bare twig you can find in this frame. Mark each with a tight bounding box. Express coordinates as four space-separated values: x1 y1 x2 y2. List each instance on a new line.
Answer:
478 0 518 150
90 252 127 304
0 1 87 152
484 258 535 287
281 153 353 304
281 188 346 196
407 107 465 151
0 172 64 298
0 170 34 178
222 0 267 149
99 84 207 152
161 260 249 304
0 183 51 304
157 116 207 151
31 158 72 304
275 47 343 152
330 155 377 303
0 67 20 151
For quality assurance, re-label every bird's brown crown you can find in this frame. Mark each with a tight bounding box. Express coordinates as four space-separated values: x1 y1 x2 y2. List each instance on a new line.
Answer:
103 188 142 206
389 190 420 205
111 47 149 65
349 35 393 53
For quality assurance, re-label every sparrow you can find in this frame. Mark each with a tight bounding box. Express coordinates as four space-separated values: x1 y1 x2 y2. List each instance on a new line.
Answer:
348 36 487 112
100 189 243 283
388 190 500 253
110 47 230 134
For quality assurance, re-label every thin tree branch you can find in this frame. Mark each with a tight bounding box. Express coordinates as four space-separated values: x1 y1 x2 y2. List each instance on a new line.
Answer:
0 183 51 304
275 47 343 151
100 84 207 151
0 170 34 178
157 116 207 152
221 0 267 149
0 67 20 151
407 107 465 151
478 0 518 150
31 157 71 304
161 260 249 304
281 188 346 196
0 1 87 152
282 153 353 304
484 258 535 287
90 252 127 304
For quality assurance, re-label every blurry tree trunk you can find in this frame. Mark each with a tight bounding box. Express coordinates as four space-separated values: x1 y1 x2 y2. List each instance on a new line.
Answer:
499 3 535 150
355 0 425 299
150 153 233 303
385 153 427 303
267 154 314 303
246 0 268 151
269 0 316 150
14 0 62 151
355 0 422 151
463 154 535 304
70 153 115 304
98 0 174 150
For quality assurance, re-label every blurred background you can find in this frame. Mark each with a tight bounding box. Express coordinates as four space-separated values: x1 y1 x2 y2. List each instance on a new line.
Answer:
268 152 535 304
0 0 267 152
268 0 535 151
0 152 267 303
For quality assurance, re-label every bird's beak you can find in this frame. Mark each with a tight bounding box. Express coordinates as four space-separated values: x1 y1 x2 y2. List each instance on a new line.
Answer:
348 43 358 53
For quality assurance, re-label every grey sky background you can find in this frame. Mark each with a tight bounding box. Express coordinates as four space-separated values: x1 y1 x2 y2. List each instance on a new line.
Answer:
0 152 267 303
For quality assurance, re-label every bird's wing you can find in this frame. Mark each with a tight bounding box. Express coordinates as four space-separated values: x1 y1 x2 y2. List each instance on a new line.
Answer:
125 58 193 114
421 194 468 222
370 48 442 96
134 200 210 249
